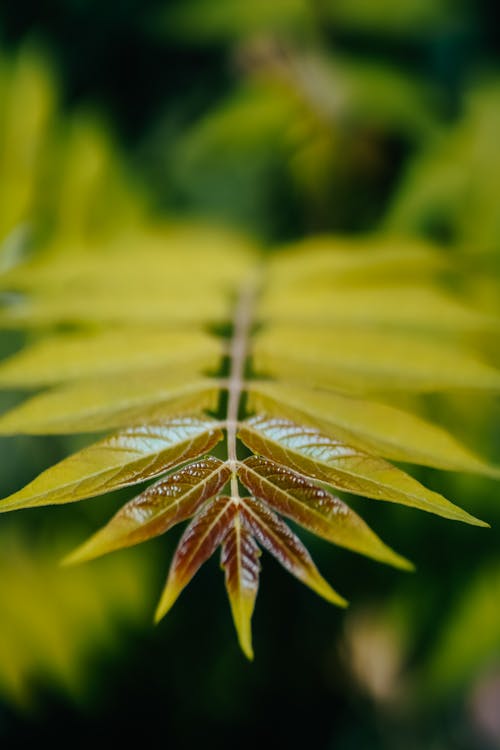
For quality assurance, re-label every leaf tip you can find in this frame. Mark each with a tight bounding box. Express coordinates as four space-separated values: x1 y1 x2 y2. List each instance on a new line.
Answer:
322 585 348 609
154 583 179 624
60 544 90 567
239 639 254 661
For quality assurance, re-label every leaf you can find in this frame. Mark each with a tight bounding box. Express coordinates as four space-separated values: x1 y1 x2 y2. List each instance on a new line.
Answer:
220 511 261 660
65 457 231 563
239 495 347 607
0 328 220 387
248 382 498 476
238 456 413 569
238 416 487 526
266 236 450 289
258 284 498 333
0 373 218 434
155 495 237 622
0 417 223 511
254 324 500 393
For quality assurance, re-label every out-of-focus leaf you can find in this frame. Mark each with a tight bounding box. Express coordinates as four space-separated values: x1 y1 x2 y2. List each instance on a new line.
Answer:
0 373 218 434
65 457 231 563
0 417 223 510
0 45 55 243
238 456 412 569
0 328 220 387
254 324 500 393
159 0 312 41
259 284 499 333
326 0 453 38
0 530 153 706
239 416 487 525
386 83 500 258
424 562 500 696
266 235 450 288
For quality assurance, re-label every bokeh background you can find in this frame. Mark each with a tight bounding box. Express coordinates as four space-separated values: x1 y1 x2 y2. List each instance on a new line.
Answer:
1 1 500 748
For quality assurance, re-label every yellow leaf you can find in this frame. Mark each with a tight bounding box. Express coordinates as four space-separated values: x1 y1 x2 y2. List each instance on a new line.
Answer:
65 457 230 563
254 324 500 393
0 372 218 434
239 416 487 525
0 328 220 387
248 382 498 476
0 417 223 510
259 284 498 332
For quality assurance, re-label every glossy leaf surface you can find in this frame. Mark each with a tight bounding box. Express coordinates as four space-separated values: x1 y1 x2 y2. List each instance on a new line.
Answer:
239 417 486 525
66 457 230 563
155 495 237 621
0 417 223 511
220 512 261 660
240 495 347 607
238 457 412 569
248 382 498 475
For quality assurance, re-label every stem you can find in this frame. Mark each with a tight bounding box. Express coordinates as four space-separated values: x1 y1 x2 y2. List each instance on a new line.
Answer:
227 279 256 497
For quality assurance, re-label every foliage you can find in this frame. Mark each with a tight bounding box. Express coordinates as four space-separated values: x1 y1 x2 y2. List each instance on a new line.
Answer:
0 527 152 706
0 223 498 658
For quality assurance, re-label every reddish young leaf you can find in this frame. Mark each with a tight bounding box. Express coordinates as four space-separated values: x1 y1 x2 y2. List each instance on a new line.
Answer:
65 457 231 564
238 457 412 570
239 495 347 607
220 511 261 660
155 495 237 622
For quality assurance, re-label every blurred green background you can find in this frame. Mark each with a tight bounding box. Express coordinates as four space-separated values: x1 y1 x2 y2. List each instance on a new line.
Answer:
1 1 500 748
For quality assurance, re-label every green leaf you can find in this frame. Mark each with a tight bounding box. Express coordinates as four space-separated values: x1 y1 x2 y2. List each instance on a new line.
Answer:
65 457 231 563
238 456 413 569
238 416 487 525
0 417 223 511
